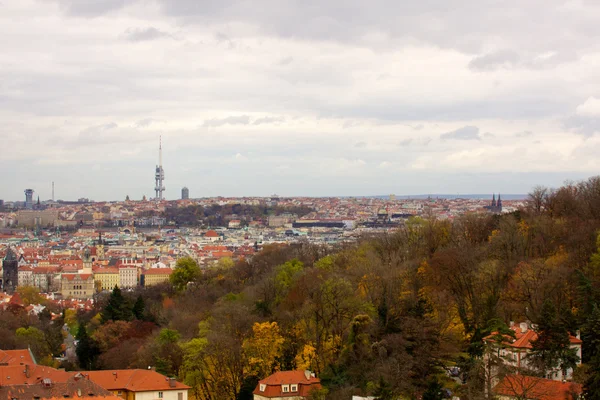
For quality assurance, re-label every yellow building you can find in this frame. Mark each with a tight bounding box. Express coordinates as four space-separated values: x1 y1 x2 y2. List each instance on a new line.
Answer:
142 268 172 286
93 267 120 291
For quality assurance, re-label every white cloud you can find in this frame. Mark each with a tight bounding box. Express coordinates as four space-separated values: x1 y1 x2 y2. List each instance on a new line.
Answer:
576 97 600 116
2 0 600 199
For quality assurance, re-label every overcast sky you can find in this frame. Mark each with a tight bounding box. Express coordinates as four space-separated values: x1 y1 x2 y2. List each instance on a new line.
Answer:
2 0 600 201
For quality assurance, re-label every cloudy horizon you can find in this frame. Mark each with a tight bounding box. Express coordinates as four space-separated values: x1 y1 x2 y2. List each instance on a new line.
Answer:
2 0 600 201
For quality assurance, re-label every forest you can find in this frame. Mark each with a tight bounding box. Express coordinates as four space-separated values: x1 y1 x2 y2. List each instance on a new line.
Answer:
162 202 313 227
3 176 600 399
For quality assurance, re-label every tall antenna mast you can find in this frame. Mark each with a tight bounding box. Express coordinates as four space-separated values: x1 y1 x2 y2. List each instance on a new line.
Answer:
154 136 165 200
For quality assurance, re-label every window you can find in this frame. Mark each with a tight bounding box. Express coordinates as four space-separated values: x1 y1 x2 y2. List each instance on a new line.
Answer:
117 391 122 396
282 385 289 393
158 392 163 398
178 393 183 400
259 384 266 392
291 384 298 392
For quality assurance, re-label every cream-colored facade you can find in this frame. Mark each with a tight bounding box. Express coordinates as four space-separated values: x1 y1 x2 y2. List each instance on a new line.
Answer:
16 210 59 227
119 266 138 288
61 273 94 298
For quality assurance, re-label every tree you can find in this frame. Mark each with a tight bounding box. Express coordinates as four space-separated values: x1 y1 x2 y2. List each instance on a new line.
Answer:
102 286 133 322
16 286 46 306
76 323 98 370
583 305 600 399
15 326 50 361
529 300 580 379
242 321 285 378
170 257 201 291
422 377 444 400
133 295 145 320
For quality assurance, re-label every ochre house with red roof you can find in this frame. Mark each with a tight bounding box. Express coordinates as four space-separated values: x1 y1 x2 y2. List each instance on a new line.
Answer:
83 369 189 400
253 370 321 400
494 374 581 400
484 322 582 381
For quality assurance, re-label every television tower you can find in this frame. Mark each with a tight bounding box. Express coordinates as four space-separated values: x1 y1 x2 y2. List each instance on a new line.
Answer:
154 136 165 200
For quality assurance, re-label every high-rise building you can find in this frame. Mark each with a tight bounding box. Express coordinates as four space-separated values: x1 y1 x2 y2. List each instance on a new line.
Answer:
181 187 189 200
154 137 165 200
2 247 18 294
24 189 34 209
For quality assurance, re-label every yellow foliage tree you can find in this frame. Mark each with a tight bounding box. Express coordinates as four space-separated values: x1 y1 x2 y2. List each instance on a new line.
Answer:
242 321 285 378
294 343 317 371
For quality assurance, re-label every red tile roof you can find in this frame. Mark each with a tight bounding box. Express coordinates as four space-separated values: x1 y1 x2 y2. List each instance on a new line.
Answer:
83 369 189 392
143 268 172 275
253 371 321 398
0 349 35 366
494 375 582 400
484 324 582 349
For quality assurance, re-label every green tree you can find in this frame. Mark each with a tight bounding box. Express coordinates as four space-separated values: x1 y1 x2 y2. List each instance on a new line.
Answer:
170 257 201 291
16 326 50 361
133 295 145 320
422 377 444 400
76 323 98 370
529 300 580 379
102 286 133 322
584 305 600 399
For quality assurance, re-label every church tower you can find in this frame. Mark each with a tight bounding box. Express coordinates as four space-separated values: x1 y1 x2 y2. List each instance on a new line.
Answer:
2 247 18 294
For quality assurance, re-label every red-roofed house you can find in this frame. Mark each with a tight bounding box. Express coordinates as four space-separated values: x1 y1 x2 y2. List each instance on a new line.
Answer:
253 370 321 400
83 369 189 400
494 375 581 400
484 322 582 381
204 230 220 242
0 349 35 366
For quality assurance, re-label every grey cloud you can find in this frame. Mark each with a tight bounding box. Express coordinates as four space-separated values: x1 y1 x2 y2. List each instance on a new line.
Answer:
252 116 285 125
135 118 156 128
469 49 578 72
564 115 600 137
277 56 294 66
49 0 600 60
399 138 413 147
123 27 172 42
52 0 128 17
514 130 533 137
469 50 520 71
440 126 481 140
354 141 367 148
202 115 251 128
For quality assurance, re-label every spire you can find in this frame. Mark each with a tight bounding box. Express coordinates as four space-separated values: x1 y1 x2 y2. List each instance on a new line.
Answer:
159 135 162 168
491 193 496 207
497 193 502 208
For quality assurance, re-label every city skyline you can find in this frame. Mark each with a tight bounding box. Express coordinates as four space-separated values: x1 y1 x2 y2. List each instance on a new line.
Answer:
2 1 600 200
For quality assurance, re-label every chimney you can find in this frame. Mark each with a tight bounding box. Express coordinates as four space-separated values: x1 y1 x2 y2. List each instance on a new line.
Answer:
304 370 311 380
25 364 30 378
519 322 528 333
151 367 156 372
169 378 176 388
509 321 515 328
